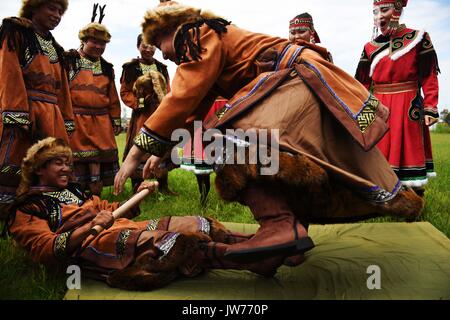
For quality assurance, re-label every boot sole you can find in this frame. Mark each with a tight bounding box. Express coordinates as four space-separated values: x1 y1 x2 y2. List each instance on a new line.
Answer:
224 237 315 262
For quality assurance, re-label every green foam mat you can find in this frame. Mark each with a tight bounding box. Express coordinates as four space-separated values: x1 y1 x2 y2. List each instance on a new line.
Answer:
65 222 450 300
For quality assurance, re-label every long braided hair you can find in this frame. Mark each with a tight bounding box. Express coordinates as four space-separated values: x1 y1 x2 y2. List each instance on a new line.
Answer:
173 17 231 64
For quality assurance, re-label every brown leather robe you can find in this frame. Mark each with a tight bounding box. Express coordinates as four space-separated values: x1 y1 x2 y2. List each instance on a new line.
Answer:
65 50 120 187
0 17 73 205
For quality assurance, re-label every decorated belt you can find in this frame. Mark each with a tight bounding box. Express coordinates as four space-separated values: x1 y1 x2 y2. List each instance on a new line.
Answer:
373 81 418 95
73 105 109 115
27 89 58 104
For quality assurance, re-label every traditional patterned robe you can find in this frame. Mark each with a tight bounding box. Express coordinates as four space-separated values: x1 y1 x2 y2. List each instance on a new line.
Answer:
0 17 73 206
133 24 400 204
355 25 440 187
7 183 173 275
8 183 214 281
65 50 121 187
120 58 169 179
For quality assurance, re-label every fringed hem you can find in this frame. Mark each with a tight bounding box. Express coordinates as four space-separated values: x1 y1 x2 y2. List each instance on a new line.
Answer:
400 178 429 187
427 172 437 178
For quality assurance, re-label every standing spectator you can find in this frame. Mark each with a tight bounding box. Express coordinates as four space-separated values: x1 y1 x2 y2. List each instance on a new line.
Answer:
289 12 332 62
65 4 120 196
355 0 440 196
120 34 175 194
0 0 74 217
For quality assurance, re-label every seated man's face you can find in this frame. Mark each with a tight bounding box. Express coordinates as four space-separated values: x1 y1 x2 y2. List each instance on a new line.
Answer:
36 157 72 189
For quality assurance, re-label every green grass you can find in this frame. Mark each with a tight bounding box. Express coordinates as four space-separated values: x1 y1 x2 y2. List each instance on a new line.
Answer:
433 123 450 134
0 132 448 299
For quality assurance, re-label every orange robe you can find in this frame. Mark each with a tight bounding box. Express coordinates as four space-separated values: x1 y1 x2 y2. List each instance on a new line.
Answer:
65 50 120 187
120 58 169 179
0 17 73 205
9 184 149 272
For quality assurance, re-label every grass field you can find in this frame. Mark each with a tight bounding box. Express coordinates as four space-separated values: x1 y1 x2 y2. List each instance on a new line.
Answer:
0 132 448 300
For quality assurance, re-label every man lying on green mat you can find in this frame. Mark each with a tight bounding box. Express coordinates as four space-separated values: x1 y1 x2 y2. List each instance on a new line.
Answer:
4 137 259 291
4 137 426 291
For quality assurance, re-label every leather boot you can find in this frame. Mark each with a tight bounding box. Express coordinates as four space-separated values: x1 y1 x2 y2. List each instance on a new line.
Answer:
181 241 285 278
155 216 253 244
224 182 314 261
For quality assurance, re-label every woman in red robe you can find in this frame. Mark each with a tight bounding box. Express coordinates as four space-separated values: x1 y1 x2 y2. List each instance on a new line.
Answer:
355 0 440 195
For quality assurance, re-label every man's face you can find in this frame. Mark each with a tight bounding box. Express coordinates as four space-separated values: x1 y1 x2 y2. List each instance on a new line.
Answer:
36 157 72 189
289 29 312 44
139 42 156 61
83 38 107 59
154 30 177 63
32 2 64 32
373 6 395 35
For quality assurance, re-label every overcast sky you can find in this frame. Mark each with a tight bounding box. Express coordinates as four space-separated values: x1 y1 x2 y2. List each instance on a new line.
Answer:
2 0 449 117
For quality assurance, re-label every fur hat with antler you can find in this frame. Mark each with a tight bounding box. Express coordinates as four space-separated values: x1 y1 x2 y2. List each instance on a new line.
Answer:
78 3 111 43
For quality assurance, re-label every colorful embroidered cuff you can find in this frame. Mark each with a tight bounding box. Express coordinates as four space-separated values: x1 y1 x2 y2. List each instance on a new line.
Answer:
112 118 121 127
133 128 173 157
65 120 75 133
53 231 73 260
2 111 31 125
424 107 439 118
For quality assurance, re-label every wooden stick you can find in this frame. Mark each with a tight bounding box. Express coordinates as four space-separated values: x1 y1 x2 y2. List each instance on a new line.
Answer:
90 187 152 235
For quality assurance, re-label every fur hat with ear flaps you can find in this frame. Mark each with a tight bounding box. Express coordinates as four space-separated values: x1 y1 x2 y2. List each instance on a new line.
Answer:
16 137 72 197
79 3 111 43
142 1 231 64
19 0 69 19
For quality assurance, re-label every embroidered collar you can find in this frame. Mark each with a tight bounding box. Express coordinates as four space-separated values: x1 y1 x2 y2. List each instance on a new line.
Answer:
79 55 103 75
35 32 58 63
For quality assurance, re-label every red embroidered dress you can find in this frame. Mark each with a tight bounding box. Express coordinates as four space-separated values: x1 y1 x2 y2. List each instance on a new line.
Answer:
356 25 440 187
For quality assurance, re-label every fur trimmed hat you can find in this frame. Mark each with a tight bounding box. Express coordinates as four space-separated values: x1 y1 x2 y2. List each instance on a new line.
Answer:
142 1 230 64
16 137 72 196
78 22 111 43
19 0 69 19
142 1 222 46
